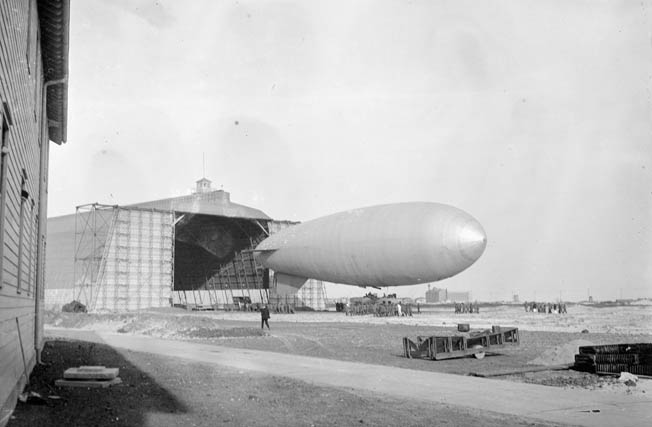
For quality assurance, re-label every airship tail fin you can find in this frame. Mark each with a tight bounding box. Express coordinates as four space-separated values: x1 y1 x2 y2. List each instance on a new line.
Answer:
274 272 309 291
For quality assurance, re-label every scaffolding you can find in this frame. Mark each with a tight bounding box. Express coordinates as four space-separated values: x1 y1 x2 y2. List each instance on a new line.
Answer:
74 204 116 310
268 277 328 311
173 277 328 311
203 233 270 308
297 279 328 311
74 204 174 311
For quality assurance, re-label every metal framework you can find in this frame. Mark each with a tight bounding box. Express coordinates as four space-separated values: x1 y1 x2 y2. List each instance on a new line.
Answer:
296 279 328 311
268 277 328 311
73 203 117 309
172 245 269 310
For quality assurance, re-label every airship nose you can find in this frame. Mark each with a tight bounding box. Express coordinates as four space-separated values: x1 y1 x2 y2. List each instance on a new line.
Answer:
458 219 487 262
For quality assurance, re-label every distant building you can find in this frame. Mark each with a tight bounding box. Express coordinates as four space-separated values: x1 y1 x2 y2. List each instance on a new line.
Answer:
448 291 470 303
425 286 447 303
513 294 520 303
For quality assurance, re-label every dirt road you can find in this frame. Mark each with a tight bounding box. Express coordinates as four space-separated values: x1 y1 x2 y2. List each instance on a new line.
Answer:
9 338 567 427
44 329 652 427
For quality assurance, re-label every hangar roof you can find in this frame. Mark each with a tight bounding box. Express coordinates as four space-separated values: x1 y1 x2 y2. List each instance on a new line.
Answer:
128 189 271 220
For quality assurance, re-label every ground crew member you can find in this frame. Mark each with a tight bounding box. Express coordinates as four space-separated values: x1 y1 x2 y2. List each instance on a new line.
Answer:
261 305 271 329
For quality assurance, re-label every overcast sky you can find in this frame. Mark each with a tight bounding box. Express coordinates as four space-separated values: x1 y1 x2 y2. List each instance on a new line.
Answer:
49 0 652 301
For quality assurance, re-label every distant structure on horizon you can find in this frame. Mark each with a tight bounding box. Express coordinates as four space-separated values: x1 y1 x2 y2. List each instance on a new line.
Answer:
513 294 520 303
426 285 471 303
447 291 471 303
425 285 447 303
425 286 471 303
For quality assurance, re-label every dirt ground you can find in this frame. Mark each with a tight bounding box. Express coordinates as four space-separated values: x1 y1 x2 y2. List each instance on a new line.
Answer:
42 307 652 391
8 306 651 426
8 339 567 427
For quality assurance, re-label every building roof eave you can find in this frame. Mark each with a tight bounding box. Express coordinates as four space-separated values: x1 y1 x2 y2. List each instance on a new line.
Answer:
37 0 70 145
127 193 272 221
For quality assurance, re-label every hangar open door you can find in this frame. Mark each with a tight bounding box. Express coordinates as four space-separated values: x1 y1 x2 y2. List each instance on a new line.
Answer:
172 213 270 304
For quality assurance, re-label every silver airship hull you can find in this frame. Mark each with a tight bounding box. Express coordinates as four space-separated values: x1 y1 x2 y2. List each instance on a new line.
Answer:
255 202 487 288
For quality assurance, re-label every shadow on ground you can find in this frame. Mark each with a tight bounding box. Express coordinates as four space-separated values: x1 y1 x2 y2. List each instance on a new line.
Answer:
8 339 187 427
13 333 573 427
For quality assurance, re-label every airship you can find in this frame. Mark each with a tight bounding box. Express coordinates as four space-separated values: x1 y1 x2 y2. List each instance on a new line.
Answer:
255 202 486 289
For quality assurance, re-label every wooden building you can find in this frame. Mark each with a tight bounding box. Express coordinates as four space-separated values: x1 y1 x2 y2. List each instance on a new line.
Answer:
0 1 69 425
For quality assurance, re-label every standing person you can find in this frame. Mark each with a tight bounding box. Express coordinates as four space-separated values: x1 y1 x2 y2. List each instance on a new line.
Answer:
261 305 271 329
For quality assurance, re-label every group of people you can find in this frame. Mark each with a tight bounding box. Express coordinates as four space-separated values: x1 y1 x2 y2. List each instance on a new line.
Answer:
339 301 417 317
344 302 376 316
334 302 348 312
454 302 480 314
524 301 567 314
373 301 414 317
234 301 295 314
268 302 295 314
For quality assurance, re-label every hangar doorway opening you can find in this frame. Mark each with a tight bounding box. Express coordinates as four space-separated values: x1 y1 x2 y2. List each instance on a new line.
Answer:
173 213 270 307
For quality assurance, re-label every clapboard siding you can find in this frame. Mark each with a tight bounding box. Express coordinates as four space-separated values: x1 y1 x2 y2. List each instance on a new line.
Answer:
0 0 42 292
0 312 35 423
0 0 58 425
0 292 34 306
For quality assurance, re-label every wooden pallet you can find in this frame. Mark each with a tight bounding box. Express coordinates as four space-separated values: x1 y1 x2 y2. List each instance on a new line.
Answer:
403 327 519 360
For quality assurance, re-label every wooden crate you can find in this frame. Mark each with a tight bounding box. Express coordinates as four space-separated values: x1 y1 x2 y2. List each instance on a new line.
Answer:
403 327 519 360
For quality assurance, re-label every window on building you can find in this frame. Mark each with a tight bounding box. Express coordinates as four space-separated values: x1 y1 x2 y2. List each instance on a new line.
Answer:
0 110 9 290
26 0 34 75
17 169 29 294
26 200 35 296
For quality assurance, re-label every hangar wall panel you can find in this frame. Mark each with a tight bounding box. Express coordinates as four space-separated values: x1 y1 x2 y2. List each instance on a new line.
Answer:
98 209 173 311
75 208 174 312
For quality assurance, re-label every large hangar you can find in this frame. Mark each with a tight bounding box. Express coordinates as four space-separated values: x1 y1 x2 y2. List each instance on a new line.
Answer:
45 179 327 312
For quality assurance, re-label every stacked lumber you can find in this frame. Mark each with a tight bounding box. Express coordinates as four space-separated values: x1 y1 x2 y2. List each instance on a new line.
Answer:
574 344 652 376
